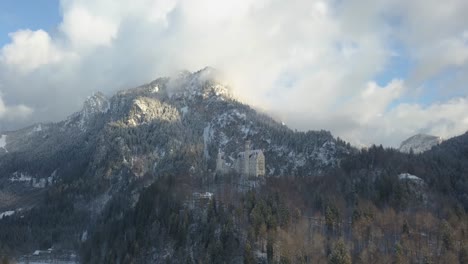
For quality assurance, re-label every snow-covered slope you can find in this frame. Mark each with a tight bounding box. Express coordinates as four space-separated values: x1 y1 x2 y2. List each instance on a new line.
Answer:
399 134 442 154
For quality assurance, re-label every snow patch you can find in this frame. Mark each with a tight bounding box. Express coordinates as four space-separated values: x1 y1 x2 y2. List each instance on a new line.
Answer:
398 173 424 183
193 192 213 199
0 134 7 152
49 169 57 182
33 178 47 188
81 230 88 242
33 124 42 132
10 172 53 188
10 172 32 183
0 210 15 219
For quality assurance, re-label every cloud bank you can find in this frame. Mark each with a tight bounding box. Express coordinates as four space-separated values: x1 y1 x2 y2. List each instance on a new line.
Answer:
0 0 467 146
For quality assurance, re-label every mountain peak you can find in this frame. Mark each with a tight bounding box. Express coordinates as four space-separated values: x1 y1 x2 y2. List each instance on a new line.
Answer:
117 68 232 102
399 133 443 153
164 68 232 100
83 92 110 115
65 91 110 130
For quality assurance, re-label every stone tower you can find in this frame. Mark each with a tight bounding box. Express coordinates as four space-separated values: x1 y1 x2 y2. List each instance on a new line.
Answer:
216 150 224 173
244 140 251 176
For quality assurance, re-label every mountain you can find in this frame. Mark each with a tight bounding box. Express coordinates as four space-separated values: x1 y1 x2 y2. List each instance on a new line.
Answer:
0 68 353 185
398 133 442 153
0 67 354 259
2 68 467 264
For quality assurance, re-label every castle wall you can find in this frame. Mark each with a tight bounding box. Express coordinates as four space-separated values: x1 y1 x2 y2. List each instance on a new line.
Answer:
257 153 265 176
216 142 265 177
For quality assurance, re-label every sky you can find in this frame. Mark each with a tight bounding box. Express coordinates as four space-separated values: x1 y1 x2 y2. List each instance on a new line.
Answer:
0 0 467 147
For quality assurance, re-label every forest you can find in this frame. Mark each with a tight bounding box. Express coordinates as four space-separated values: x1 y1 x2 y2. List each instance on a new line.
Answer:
0 82 467 263
79 136 468 263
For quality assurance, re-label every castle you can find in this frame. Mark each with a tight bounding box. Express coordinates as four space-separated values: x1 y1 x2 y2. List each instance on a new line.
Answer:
216 140 265 177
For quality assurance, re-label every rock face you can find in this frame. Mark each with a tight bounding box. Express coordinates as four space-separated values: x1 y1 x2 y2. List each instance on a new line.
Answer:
399 134 443 154
65 92 110 130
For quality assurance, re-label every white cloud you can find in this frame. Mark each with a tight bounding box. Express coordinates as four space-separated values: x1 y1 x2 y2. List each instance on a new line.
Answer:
412 32 468 82
0 0 467 146
369 98 468 147
347 79 405 124
59 4 118 48
0 29 65 73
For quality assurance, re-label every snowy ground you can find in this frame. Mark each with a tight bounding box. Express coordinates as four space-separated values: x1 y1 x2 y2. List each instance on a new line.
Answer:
0 210 15 219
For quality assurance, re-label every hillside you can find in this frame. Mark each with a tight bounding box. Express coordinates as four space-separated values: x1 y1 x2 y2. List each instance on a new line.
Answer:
0 68 354 260
0 69 467 263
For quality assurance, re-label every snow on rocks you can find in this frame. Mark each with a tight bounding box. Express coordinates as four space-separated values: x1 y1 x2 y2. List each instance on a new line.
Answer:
399 134 442 154
398 173 424 183
33 124 43 132
81 230 88 242
65 92 110 131
0 210 15 219
0 134 7 152
10 172 32 183
127 97 180 126
32 178 47 188
9 171 55 188
150 85 159 93
83 92 110 115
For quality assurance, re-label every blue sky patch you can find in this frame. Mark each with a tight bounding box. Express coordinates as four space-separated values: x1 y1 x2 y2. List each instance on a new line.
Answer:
0 0 61 46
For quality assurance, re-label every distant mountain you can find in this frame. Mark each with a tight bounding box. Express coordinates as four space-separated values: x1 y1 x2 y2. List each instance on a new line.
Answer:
399 133 442 153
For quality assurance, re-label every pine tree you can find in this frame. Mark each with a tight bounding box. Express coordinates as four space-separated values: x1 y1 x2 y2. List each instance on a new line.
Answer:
244 242 255 264
329 240 351 264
